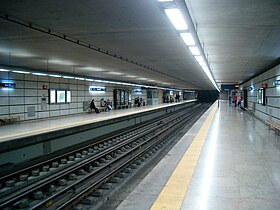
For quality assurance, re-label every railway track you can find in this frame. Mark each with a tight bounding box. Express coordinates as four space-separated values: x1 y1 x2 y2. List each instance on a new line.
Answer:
0 103 208 210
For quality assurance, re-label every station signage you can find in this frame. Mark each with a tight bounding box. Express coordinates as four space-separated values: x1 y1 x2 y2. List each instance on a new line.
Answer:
221 84 239 90
134 88 142 94
0 82 16 88
89 86 106 93
273 80 280 86
248 86 254 91
49 89 71 104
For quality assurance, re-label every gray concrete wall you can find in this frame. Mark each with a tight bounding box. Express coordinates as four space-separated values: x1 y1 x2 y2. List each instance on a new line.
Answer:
241 64 280 123
0 71 148 121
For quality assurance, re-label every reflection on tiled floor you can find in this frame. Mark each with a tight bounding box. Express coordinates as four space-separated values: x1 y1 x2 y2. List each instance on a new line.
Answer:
182 101 280 210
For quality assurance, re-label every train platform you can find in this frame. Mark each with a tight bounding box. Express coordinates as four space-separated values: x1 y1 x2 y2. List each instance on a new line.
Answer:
0 100 197 167
0 100 196 143
116 100 280 210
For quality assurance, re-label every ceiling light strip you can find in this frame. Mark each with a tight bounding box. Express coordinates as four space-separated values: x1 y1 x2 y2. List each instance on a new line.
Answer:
12 70 30 74
164 9 188 30
8 68 186 91
159 2 220 91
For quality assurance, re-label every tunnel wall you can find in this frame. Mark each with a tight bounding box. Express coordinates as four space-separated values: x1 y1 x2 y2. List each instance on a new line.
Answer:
197 90 219 102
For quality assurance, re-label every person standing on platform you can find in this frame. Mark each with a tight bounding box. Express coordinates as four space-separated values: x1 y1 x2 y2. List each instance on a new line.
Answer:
135 97 139 107
233 94 238 107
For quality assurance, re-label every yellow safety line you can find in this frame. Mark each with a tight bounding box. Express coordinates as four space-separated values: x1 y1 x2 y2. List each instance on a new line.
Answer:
150 103 217 210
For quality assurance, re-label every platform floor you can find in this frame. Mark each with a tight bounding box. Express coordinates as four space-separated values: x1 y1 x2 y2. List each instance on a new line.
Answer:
116 100 280 210
0 100 195 142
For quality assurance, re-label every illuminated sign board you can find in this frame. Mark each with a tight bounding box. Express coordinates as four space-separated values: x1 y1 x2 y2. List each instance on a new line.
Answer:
57 90 66 103
273 80 280 86
66 91 71 103
49 89 71 104
248 86 254 91
0 82 16 88
257 88 266 106
89 86 106 93
134 88 142 94
50 89 56 104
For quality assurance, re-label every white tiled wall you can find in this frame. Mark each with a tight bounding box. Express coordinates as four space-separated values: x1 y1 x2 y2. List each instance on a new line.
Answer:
242 64 280 124
0 72 149 121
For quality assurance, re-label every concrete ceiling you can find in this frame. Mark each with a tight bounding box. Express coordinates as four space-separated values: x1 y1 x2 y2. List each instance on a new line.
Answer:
185 0 280 84
0 0 279 89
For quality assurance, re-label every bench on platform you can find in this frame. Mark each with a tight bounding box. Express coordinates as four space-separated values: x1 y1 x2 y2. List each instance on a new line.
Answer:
0 116 21 125
88 107 105 113
266 120 280 135
97 107 105 112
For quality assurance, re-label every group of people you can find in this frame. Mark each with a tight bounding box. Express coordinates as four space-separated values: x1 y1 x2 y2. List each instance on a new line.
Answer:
229 93 242 107
134 97 145 107
90 98 112 113
163 94 180 103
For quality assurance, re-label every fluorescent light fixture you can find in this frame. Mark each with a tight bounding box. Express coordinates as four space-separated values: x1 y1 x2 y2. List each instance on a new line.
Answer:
75 77 85 80
78 66 104 72
202 65 210 73
194 55 203 62
164 9 188 30
12 70 30 74
48 59 75 66
125 75 137 78
49 74 62 78
159 0 173 2
134 84 143 87
0 69 9 72
32 72 47 76
189 46 200 55
105 71 123 75
124 83 133 86
201 66 219 91
199 61 207 67
180 33 195 46
94 80 103 83
138 78 147 80
63 76 75 79
85 78 94 81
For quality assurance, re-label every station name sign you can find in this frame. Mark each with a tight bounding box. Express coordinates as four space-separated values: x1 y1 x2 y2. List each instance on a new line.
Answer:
134 88 142 94
273 80 280 86
89 86 106 93
0 82 16 88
